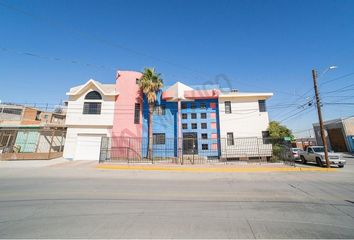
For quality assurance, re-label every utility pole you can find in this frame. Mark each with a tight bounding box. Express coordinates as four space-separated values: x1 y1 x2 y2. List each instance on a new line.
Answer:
312 69 330 168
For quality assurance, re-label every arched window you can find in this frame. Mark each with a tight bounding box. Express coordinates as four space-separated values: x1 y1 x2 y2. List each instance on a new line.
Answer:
83 91 102 115
85 91 102 100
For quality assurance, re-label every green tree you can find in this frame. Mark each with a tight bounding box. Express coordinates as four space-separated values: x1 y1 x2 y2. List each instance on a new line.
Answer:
267 121 294 162
138 68 164 160
267 121 294 139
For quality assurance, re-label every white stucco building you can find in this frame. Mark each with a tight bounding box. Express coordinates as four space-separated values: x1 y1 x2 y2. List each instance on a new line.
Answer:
218 91 273 159
63 79 118 160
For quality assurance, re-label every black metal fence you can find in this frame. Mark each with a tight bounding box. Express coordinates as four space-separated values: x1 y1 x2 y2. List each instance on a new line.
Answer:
99 137 294 165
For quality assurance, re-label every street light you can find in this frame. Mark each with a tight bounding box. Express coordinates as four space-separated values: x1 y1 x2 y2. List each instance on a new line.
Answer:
312 65 337 168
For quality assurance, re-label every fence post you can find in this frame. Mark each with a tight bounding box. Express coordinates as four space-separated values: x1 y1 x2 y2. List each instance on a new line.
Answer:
224 138 228 163
127 138 130 164
256 137 261 165
48 130 55 159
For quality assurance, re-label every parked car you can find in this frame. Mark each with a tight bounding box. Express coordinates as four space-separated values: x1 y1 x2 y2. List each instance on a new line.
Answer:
299 146 345 168
291 148 301 160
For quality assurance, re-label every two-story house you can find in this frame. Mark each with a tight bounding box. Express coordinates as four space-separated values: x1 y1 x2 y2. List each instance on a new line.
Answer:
63 79 118 160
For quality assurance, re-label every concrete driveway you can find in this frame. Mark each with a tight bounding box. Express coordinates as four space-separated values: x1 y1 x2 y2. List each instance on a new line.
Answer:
0 158 354 238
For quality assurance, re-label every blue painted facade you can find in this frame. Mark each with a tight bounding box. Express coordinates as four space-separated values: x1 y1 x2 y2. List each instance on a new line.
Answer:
142 91 178 158
180 99 220 158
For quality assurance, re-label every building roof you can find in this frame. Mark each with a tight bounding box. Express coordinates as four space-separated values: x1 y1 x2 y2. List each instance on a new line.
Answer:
313 116 354 127
218 92 273 99
66 79 117 96
162 82 194 101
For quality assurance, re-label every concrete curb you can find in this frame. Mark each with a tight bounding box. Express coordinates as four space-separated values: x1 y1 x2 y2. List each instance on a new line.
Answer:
96 165 337 173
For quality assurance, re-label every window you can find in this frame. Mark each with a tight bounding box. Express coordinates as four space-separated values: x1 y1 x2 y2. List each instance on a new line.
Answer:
134 103 140 124
191 103 196 109
192 123 197 129
201 123 207 129
227 132 234 146
153 105 165 115
44 114 48 119
201 133 208 139
181 103 187 109
182 123 188 129
85 91 102 100
153 133 165 145
200 113 207 119
83 102 101 114
182 113 187 119
2 108 22 115
191 113 197 119
202 144 209 150
136 78 139 84
258 100 266 112
200 102 206 109
262 131 270 144
225 101 231 114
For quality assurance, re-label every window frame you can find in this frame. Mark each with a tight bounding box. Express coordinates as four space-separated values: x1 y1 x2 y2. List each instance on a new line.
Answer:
201 123 207 129
191 113 197 119
201 133 208 139
85 91 102 100
225 101 232 114
258 100 266 112
153 133 166 145
191 123 197 129
227 132 234 146
182 113 187 119
200 113 207 119
134 103 140 124
202 144 209 150
200 102 206 109
182 123 188 129
83 102 102 115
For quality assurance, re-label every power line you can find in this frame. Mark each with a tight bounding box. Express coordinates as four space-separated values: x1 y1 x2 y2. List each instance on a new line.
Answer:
0 47 117 71
319 71 354 87
0 0 311 97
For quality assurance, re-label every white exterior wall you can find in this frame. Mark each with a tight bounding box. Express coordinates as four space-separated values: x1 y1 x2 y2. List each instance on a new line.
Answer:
63 127 112 159
64 84 115 160
218 95 272 158
218 97 270 138
65 86 115 127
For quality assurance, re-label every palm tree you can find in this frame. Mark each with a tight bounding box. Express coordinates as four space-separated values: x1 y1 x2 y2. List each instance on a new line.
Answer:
138 68 164 160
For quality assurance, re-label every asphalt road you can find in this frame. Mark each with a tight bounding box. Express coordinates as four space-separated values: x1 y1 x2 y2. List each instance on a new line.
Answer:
0 158 354 239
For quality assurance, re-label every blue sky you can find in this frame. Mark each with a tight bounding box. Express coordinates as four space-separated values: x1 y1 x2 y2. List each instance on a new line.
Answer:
1 0 354 136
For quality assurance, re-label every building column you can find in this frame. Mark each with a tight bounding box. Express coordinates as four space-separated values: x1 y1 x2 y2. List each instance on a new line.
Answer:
177 100 182 161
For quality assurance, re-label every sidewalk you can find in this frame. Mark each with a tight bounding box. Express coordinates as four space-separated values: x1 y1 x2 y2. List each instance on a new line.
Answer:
96 163 337 173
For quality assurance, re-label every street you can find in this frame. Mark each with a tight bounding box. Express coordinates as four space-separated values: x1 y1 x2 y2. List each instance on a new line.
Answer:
0 158 354 239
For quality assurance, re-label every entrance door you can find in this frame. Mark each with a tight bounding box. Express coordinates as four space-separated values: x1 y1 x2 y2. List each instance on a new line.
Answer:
183 133 198 154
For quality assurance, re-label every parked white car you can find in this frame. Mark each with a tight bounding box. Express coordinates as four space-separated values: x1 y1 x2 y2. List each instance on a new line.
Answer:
299 146 346 168
291 148 301 160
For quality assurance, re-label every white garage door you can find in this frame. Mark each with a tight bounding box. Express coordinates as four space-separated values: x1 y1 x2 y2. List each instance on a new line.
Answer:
75 135 103 160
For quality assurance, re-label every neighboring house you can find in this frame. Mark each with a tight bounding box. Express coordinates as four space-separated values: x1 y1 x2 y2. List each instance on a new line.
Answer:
63 79 118 160
313 117 354 153
64 70 273 161
218 91 273 159
0 104 66 159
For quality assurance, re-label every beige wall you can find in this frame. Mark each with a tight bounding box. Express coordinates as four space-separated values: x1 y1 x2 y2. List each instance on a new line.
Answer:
65 86 115 127
218 96 270 138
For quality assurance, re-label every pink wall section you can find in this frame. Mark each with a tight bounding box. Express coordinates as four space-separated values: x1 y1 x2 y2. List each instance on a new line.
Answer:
112 71 143 138
111 71 143 159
